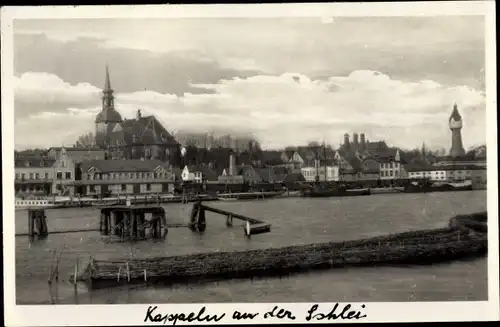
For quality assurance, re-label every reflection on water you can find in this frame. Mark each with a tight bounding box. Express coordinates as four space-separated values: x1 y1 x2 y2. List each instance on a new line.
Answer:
15 191 488 304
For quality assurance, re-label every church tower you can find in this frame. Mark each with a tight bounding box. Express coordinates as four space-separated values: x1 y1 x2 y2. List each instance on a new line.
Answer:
95 66 123 148
448 103 465 158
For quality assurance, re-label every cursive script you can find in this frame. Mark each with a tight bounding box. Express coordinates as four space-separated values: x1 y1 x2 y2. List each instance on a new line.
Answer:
306 303 367 321
144 305 226 325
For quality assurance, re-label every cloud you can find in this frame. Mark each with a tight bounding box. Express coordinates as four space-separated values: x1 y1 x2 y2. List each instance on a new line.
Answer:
14 17 485 92
14 71 486 150
14 32 262 97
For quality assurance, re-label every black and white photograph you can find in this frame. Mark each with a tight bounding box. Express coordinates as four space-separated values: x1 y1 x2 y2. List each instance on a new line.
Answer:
2 2 498 325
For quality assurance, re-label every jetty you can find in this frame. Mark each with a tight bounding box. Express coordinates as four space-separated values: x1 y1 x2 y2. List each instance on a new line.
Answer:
72 211 487 288
189 202 271 236
99 205 168 241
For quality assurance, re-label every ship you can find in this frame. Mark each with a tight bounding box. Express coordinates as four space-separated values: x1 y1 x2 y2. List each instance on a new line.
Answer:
300 143 371 198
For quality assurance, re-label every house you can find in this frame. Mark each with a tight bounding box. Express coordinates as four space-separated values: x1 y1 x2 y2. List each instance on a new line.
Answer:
51 149 77 195
15 150 78 196
376 149 408 180
47 146 106 162
77 159 176 195
15 157 56 196
280 149 296 164
301 160 339 182
405 162 483 183
182 165 217 183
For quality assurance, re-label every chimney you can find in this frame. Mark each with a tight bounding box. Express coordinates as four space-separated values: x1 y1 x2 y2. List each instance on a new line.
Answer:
136 109 142 120
353 133 359 148
229 151 236 176
360 133 366 149
343 133 350 146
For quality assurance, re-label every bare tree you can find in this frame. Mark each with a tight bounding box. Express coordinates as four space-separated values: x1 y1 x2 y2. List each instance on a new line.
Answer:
75 132 95 148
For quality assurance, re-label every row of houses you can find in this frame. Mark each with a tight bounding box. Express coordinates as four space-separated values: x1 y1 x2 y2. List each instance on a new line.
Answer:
15 140 487 197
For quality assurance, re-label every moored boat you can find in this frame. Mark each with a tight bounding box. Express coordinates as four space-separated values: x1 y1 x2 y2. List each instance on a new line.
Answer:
217 191 284 201
301 183 371 198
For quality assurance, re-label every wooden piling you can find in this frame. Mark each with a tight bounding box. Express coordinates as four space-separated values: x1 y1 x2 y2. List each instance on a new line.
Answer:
126 262 130 282
40 212 48 236
28 210 34 237
74 258 79 284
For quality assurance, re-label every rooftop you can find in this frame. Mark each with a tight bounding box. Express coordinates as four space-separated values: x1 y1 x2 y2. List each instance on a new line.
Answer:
81 159 167 173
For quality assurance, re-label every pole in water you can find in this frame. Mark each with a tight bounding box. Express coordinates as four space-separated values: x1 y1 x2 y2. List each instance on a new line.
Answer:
74 258 79 284
245 221 251 236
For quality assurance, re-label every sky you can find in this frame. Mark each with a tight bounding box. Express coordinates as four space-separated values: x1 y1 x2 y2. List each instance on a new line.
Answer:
12 16 487 150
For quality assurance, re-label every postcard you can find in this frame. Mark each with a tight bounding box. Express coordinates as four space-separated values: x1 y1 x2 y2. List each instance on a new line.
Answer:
1 2 498 326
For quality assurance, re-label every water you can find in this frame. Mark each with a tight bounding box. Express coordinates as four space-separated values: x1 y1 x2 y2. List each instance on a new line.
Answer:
15 191 488 304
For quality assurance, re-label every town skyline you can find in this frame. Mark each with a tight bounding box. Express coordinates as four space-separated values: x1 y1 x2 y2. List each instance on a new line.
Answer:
14 16 486 150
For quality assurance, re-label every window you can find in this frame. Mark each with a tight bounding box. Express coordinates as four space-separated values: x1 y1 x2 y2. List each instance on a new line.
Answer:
121 184 127 191
65 172 71 179
61 160 66 168
390 171 393 177
153 173 158 179
15 173 20 179
146 184 151 191
21 173 26 180
56 172 62 179
45 172 49 179
34 173 39 179
90 185 96 192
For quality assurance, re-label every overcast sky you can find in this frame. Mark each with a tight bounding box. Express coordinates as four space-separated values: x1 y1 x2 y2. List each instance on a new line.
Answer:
13 16 486 150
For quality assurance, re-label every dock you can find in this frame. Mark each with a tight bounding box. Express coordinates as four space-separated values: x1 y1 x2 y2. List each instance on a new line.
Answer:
189 202 271 236
99 205 168 241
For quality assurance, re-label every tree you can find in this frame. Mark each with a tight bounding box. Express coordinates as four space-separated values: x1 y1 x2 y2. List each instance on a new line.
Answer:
75 132 96 148
307 141 320 148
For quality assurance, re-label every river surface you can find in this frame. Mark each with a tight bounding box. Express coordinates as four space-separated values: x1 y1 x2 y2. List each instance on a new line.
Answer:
15 191 488 304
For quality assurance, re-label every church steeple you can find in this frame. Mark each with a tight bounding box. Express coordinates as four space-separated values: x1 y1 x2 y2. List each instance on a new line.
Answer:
102 65 115 111
95 65 123 149
104 65 112 92
95 65 122 124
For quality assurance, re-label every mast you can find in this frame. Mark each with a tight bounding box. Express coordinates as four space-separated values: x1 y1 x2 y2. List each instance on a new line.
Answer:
323 142 327 182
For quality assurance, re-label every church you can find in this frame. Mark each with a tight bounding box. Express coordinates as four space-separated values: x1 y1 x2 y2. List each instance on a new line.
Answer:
94 66 181 167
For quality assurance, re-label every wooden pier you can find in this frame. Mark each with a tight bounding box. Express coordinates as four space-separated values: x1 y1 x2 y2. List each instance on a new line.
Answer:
27 209 49 238
189 202 271 236
99 205 168 241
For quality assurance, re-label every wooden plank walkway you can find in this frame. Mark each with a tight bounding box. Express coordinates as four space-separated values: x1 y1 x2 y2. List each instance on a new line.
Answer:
199 204 262 224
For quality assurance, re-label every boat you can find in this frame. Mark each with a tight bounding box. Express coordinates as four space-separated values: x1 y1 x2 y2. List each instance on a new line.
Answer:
15 198 57 210
405 179 474 193
301 183 371 198
217 191 284 201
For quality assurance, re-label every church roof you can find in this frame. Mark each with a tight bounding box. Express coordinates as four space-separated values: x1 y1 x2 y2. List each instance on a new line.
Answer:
112 115 179 146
